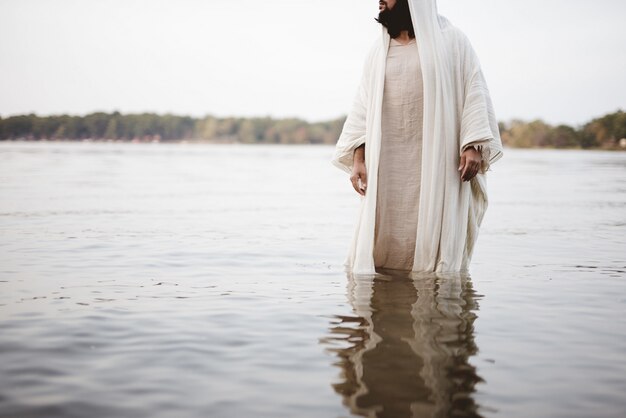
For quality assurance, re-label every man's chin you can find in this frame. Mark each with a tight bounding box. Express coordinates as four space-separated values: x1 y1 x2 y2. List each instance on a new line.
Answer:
377 9 390 23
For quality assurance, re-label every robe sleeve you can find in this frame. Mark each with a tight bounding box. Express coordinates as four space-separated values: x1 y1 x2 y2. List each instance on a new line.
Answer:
458 35 503 174
330 52 371 174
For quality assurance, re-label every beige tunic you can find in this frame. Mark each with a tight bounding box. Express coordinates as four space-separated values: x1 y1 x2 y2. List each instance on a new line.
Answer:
373 38 423 271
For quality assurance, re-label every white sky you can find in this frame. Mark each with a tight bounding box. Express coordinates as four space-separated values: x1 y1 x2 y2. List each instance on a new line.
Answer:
1 0 625 126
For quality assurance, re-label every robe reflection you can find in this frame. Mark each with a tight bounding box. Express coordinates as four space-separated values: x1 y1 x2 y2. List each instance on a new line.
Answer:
321 270 484 418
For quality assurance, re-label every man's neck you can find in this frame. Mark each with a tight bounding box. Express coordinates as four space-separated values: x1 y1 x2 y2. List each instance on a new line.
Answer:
393 30 414 45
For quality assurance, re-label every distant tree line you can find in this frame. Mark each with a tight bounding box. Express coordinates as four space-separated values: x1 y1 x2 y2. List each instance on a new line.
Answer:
500 110 626 149
0 111 345 145
1 110 624 149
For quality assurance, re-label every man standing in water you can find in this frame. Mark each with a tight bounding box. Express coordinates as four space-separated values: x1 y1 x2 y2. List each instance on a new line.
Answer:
331 0 503 274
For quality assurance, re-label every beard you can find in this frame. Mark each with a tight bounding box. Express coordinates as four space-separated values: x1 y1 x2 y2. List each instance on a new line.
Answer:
375 1 415 39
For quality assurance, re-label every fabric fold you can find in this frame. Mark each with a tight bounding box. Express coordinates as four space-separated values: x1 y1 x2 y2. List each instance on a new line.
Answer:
331 48 374 174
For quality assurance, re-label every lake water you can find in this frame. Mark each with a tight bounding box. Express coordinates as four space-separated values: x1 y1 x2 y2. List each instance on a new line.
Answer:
0 142 625 418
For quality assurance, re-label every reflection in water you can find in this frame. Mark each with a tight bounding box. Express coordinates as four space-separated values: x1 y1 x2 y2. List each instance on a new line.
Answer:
321 270 484 418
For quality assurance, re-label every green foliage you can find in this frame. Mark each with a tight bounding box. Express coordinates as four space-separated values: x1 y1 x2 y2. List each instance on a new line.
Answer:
0 111 347 145
1 110 624 149
499 110 625 149
580 110 626 149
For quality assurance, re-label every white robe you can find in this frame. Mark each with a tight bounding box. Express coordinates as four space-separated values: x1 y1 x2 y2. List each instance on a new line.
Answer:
331 0 503 275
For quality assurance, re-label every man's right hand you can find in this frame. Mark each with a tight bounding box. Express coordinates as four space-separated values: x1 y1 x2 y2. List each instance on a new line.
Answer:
350 161 368 196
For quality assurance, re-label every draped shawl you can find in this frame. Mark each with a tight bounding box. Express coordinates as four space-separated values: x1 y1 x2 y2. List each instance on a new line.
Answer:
331 0 503 274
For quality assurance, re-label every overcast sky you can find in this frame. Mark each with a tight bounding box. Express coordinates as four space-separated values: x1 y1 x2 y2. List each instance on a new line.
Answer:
1 0 625 125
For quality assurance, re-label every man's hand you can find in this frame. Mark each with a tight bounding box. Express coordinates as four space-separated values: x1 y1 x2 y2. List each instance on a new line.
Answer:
350 161 368 196
458 147 481 182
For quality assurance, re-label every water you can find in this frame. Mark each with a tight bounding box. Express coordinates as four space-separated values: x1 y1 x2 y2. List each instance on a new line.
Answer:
0 142 624 418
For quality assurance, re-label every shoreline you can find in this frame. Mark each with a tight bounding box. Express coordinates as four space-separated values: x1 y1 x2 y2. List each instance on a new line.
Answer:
1 138 625 151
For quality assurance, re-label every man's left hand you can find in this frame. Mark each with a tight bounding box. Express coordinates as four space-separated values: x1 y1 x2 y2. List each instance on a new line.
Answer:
458 148 481 182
